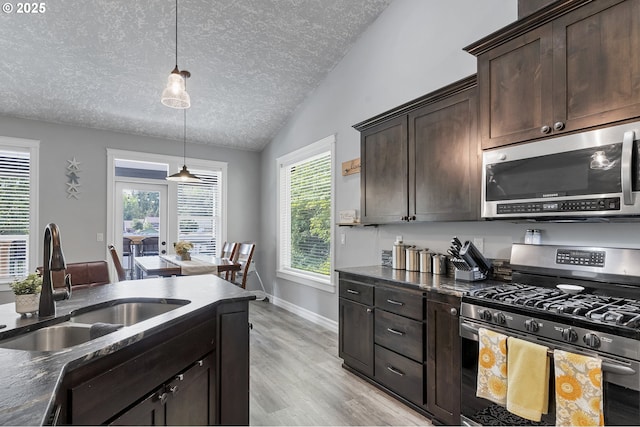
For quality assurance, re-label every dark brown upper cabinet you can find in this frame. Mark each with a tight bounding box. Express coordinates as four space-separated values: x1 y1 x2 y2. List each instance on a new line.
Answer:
354 76 480 224
466 0 640 149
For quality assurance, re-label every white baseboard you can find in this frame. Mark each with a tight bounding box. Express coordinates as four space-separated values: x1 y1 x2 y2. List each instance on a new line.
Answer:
268 295 338 333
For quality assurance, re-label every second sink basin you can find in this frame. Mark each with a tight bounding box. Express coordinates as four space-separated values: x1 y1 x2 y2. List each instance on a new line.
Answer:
70 300 186 326
0 323 92 352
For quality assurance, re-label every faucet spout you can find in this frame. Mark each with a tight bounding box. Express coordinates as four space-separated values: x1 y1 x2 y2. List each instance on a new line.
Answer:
39 223 71 318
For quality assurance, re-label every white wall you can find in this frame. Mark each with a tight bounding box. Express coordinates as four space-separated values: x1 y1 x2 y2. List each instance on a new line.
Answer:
0 115 261 268
259 0 521 322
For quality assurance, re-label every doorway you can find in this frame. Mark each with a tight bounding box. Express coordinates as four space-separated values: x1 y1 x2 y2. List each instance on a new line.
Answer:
114 182 168 278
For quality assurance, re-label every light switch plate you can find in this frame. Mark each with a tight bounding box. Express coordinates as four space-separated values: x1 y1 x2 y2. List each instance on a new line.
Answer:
97 233 104 242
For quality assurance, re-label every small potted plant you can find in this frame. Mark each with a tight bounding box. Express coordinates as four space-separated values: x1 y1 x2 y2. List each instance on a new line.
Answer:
10 272 43 315
174 241 194 261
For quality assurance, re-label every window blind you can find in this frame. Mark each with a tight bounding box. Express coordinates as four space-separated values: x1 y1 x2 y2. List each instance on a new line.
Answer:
177 169 221 256
279 151 331 276
0 150 30 280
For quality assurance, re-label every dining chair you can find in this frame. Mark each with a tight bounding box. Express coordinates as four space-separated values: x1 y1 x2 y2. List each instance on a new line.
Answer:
122 237 133 258
220 241 239 280
230 243 255 289
108 244 127 282
141 236 159 256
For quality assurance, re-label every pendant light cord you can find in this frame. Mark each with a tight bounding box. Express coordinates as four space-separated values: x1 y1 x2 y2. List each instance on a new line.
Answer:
174 0 179 67
183 107 187 163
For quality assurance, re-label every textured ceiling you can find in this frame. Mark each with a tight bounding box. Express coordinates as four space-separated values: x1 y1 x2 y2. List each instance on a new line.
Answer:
0 0 392 151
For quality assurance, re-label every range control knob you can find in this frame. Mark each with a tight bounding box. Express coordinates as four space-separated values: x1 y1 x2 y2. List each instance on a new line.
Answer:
478 309 492 321
584 333 601 348
525 319 539 332
495 312 506 325
561 327 578 343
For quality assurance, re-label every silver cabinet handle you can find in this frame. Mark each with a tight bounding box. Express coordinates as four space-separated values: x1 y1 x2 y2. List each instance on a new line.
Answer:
386 328 405 336
366 308 373 313
386 299 404 306
347 289 360 295
450 307 458 316
554 121 565 131
175 373 184 381
386 365 405 376
540 125 551 134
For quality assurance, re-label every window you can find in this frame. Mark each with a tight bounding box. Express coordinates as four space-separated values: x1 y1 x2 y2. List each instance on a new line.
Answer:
177 169 221 255
0 137 39 286
277 135 334 291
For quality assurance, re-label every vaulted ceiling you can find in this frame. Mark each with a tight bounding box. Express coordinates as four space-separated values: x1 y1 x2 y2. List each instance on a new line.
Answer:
0 0 392 150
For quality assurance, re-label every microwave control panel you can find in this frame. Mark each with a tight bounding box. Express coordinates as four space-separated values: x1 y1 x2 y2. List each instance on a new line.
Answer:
496 197 620 215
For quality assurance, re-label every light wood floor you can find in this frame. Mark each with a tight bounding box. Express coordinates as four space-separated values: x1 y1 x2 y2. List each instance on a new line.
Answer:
248 301 432 426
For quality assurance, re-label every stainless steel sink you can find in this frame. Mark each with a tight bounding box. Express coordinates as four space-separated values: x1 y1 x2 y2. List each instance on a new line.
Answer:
0 323 92 351
69 300 185 326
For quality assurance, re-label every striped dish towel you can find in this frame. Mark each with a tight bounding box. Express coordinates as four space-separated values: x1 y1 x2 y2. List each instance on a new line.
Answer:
476 328 508 406
554 350 604 427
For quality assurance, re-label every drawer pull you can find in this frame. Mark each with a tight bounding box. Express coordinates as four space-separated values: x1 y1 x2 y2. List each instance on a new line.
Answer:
347 289 360 295
386 299 404 306
386 365 405 376
386 327 405 336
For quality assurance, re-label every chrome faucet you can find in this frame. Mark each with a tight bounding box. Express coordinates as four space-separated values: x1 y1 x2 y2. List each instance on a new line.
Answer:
39 223 71 318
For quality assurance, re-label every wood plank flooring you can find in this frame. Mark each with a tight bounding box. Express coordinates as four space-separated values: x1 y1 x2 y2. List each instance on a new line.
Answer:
248 301 432 426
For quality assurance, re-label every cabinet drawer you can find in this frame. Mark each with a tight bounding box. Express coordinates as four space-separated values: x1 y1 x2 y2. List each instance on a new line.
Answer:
374 345 423 406
339 279 374 305
375 309 423 361
375 286 423 320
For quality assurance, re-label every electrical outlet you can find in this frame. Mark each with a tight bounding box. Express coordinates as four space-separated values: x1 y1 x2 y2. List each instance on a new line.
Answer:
473 237 484 253
97 233 104 242
340 233 346 245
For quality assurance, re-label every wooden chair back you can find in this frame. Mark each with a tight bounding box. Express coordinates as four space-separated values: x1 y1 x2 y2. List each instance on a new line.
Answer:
108 244 127 282
141 236 159 256
221 241 238 280
122 237 133 256
231 243 256 289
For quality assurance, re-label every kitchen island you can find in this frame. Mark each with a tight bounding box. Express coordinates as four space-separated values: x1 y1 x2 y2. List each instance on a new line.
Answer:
0 274 254 426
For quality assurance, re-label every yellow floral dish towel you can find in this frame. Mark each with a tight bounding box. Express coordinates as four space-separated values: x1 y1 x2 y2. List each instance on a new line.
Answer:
554 350 604 427
476 328 508 405
506 337 550 421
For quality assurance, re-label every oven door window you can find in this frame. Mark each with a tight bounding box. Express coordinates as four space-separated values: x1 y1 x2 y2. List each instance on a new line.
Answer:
485 143 622 201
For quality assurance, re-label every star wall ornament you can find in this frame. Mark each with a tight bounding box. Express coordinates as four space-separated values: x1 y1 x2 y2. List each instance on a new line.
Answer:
67 157 81 171
66 158 81 199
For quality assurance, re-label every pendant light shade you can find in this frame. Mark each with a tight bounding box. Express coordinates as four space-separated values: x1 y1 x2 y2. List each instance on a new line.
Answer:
167 106 201 182
161 0 190 109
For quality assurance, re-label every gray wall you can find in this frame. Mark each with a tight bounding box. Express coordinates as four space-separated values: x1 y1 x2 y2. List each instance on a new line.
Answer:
0 115 261 269
259 0 521 322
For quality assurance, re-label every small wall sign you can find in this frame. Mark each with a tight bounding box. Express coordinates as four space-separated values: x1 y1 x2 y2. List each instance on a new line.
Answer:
66 157 81 199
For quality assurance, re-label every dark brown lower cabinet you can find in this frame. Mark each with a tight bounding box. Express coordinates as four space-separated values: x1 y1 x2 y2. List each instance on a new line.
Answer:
55 301 249 426
374 345 423 406
425 292 461 425
338 297 374 377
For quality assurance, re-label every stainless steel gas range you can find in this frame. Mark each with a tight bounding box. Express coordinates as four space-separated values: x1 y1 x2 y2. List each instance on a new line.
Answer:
459 244 640 426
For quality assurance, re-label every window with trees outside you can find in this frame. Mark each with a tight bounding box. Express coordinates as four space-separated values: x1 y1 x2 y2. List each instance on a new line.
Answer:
0 137 39 286
277 135 334 291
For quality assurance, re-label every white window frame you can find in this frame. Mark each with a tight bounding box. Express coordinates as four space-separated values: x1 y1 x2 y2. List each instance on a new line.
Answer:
276 134 335 292
106 149 228 265
0 136 39 289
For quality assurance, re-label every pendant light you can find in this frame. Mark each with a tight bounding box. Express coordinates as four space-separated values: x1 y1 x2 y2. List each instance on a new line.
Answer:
167 107 200 182
161 0 191 109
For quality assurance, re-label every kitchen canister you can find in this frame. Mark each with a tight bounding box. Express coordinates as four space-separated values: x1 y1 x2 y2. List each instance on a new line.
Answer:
432 254 448 275
419 249 432 273
392 240 407 270
405 247 420 272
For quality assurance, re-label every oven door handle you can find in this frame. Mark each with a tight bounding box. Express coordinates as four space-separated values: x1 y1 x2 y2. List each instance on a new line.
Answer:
460 321 636 376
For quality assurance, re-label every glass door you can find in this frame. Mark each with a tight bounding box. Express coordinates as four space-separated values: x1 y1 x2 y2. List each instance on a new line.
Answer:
114 182 167 279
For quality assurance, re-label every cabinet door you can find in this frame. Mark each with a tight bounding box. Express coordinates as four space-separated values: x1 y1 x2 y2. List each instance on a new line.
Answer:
425 295 461 426
165 354 215 426
109 388 166 426
339 297 374 376
553 0 640 133
409 87 480 221
478 25 554 148
360 115 408 223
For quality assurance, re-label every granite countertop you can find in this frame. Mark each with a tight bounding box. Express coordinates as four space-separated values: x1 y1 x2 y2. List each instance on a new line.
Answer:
0 275 255 426
336 265 503 296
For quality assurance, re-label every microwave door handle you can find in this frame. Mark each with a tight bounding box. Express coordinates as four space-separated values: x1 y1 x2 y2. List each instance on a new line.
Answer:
621 130 635 206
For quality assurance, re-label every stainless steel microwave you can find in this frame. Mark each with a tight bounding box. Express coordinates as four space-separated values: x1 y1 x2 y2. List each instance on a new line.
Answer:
482 121 640 219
